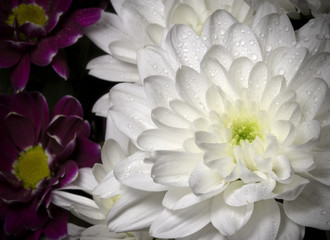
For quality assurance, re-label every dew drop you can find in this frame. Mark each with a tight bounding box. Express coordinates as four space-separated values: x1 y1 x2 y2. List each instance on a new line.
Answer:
265 44 272 52
278 68 285 75
321 210 327 215
251 54 258 61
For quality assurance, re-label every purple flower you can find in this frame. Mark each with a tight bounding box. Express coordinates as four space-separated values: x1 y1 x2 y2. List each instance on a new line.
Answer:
0 91 101 240
0 0 102 91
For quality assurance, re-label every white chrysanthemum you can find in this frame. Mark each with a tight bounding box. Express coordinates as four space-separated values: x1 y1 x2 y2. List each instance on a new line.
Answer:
102 9 330 240
85 0 274 85
52 136 152 240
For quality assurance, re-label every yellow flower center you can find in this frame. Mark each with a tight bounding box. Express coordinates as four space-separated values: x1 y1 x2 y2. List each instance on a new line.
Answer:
229 117 262 145
6 3 48 27
14 145 50 189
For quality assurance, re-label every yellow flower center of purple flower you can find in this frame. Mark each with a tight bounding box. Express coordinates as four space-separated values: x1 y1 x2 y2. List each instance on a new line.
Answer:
14 145 50 189
229 117 262 145
6 3 48 27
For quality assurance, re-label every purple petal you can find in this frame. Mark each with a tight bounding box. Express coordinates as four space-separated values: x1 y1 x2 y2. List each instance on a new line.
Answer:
0 42 21 67
30 37 58 66
43 206 69 239
26 229 42 240
11 54 31 91
47 116 90 147
53 20 82 49
30 92 50 137
73 8 102 27
50 137 76 167
56 160 78 188
0 180 32 203
43 0 73 32
51 51 69 80
45 133 64 157
19 22 47 38
52 95 83 118
5 113 36 150
72 137 101 168
11 92 43 138
0 135 17 172
22 199 49 229
4 200 48 235
4 208 25 235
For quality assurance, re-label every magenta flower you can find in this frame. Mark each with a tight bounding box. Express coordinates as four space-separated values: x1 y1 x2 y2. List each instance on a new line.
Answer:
0 91 101 240
0 0 102 91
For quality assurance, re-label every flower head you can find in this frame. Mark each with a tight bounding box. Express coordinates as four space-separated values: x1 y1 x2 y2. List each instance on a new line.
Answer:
0 91 100 239
85 0 263 85
0 0 102 90
52 132 153 240
102 8 330 239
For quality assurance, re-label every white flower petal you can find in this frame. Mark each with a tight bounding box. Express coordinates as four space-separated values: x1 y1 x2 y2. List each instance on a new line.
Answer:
291 53 330 89
138 127 191 151
92 92 111 117
229 57 254 90
150 200 211 238
267 46 307 85
108 190 165 232
114 151 167 191
276 204 305 240
284 148 315 172
105 112 130 149
294 120 321 146
310 150 330 186
189 162 227 195
201 9 237 48
61 168 98 193
211 194 253 236
137 45 177 81
225 23 262 62
202 45 233 70
250 0 280 29
144 75 179 108
92 171 121 198
146 23 164 44
52 191 105 224
109 40 138 64
176 66 210 112
254 13 296 57
110 102 154 144
163 187 213 210
270 155 293 183
165 24 207 71
87 54 139 83
272 175 310 201
118 4 151 46
271 120 296 145
84 12 125 54
224 179 276 206
273 102 302 125
170 99 206 122
248 62 269 101
230 200 280 240
101 139 127 172
201 56 238 99
152 107 190 129
295 77 328 121
284 178 330 230
170 4 198 30
177 223 226 240
296 16 330 54
260 75 285 110
151 150 202 187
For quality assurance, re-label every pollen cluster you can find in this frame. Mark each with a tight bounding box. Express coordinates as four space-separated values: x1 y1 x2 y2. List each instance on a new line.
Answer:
14 145 50 189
